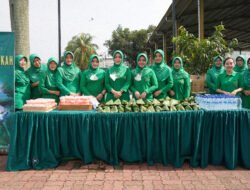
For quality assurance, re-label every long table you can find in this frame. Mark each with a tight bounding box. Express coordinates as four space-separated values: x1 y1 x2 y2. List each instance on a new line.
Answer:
6 109 250 171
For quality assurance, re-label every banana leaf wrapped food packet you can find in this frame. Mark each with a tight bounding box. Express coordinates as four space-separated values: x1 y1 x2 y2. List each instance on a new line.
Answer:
176 104 185 111
147 105 155 112
185 105 193 110
106 100 114 106
110 105 118 112
155 105 162 112
170 99 180 106
103 106 111 112
161 104 169 111
113 99 122 105
125 105 132 112
152 99 161 106
133 105 140 112
170 105 177 111
136 99 145 105
122 100 129 105
118 105 125 112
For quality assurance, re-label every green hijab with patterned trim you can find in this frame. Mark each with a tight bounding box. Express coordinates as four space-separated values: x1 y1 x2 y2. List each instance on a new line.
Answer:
172 56 189 79
109 50 128 77
85 54 104 79
151 49 171 81
234 55 247 73
134 53 151 78
46 57 59 88
15 54 29 83
58 51 80 82
211 55 224 74
27 53 45 83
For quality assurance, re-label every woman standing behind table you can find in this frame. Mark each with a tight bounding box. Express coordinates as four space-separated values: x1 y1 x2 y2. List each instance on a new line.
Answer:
56 51 81 96
130 53 158 101
80 54 106 102
240 58 250 108
169 56 191 100
26 54 45 99
206 56 225 94
39 57 60 102
15 55 30 110
234 55 247 74
151 49 173 99
216 57 242 96
105 50 131 101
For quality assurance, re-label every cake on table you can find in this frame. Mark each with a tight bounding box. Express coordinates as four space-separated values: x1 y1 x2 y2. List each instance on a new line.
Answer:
23 98 57 112
58 96 97 110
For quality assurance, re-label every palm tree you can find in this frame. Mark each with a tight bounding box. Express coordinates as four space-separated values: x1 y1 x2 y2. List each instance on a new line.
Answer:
65 33 98 70
9 0 30 58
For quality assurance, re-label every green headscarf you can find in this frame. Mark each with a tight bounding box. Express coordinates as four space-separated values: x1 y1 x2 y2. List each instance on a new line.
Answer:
211 55 224 74
15 54 29 83
86 54 103 79
58 51 80 82
152 49 170 81
46 57 59 88
234 55 247 73
172 56 189 79
27 53 44 83
242 58 250 87
109 50 128 77
15 54 27 71
134 53 151 78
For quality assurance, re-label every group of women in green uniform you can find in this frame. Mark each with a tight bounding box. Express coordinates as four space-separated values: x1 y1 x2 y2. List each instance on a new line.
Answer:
15 49 250 110
206 55 250 108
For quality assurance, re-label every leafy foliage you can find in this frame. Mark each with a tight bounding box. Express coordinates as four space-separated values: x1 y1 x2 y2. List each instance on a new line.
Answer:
104 25 156 67
65 33 98 70
172 25 238 74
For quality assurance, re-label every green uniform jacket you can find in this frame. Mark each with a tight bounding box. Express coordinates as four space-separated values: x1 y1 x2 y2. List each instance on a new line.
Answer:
216 71 241 94
15 55 30 109
56 51 81 96
39 57 60 102
105 50 131 101
26 54 45 99
80 54 106 101
240 67 250 108
151 49 173 99
234 55 247 74
130 53 158 100
171 57 191 100
206 56 225 94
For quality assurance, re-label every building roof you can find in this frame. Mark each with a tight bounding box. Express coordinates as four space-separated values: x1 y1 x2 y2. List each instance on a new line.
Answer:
149 0 250 50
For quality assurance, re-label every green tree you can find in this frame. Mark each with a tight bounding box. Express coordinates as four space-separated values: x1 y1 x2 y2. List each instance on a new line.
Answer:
65 33 98 70
104 25 156 67
172 25 238 74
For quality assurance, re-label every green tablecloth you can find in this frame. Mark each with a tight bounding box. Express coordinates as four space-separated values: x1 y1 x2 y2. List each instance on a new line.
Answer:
7 109 250 171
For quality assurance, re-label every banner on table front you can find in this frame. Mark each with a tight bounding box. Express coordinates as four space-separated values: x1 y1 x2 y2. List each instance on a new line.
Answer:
0 32 15 154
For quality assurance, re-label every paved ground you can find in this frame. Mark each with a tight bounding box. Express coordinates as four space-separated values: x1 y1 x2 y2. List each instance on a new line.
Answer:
1 156 250 190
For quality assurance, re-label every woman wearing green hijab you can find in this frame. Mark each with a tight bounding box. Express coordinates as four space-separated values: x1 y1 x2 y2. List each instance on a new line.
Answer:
206 56 225 94
169 57 190 100
216 57 242 95
56 51 81 96
130 53 158 100
234 55 247 74
39 57 60 102
80 54 106 102
240 58 250 108
151 49 173 99
15 55 30 110
26 54 44 99
105 50 131 101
